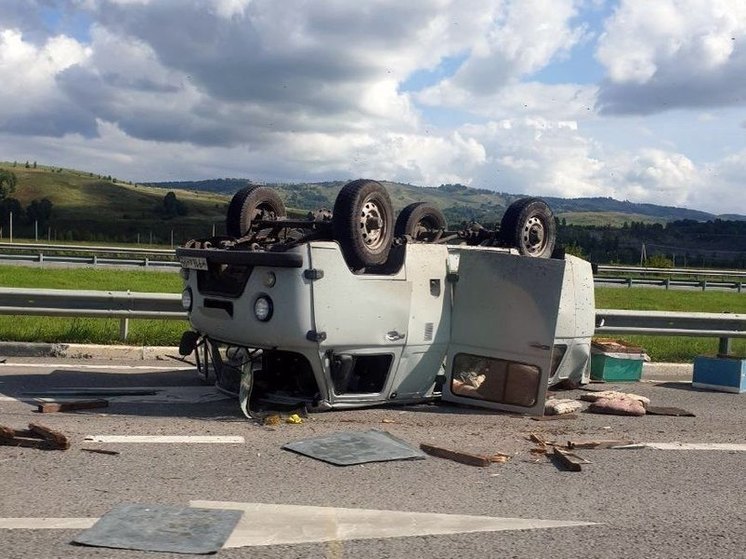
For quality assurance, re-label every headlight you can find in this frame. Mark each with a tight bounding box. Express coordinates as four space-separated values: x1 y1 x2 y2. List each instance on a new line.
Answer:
181 287 193 311
254 295 273 322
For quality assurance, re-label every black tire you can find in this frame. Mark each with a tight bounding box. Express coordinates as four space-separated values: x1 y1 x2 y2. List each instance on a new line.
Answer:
499 197 556 258
394 202 447 240
332 179 394 268
226 186 286 238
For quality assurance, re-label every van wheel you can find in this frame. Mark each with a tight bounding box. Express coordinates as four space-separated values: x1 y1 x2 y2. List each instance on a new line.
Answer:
499 197 556 258
395 202 447 241
226 186 286 238
333 179 394 269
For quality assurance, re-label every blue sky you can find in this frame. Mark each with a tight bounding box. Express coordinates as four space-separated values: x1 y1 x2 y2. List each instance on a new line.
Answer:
0 0 744 214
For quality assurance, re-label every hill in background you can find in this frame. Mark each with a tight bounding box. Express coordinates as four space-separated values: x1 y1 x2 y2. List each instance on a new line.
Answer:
3 163 746 265
146 178 727 226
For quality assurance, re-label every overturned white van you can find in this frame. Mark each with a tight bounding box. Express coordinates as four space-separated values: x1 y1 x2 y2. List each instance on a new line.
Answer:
176 180 595 415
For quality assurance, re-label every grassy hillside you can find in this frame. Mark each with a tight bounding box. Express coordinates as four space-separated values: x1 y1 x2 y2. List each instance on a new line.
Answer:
0 163 228 243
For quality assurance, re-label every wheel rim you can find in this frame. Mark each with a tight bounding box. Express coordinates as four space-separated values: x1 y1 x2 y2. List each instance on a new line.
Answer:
359 198 388 250
522 216 547 255
254 203 277 222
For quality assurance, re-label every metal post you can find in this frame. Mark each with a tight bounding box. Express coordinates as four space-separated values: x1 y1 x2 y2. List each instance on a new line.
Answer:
718 337 731 357
627 277 633 288
9 211 12 243
119 318 129 341
34 220 38 241
701 280 707 291
665 278 670 290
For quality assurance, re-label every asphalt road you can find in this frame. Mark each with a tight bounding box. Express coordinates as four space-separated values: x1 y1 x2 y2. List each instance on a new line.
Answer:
1 357 744 559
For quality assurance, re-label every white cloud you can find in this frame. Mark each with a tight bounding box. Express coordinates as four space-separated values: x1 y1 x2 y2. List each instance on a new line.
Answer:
596 0 746 114
0 0 744 216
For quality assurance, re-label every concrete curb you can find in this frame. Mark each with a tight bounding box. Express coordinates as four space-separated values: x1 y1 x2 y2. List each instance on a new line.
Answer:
0 341 180 361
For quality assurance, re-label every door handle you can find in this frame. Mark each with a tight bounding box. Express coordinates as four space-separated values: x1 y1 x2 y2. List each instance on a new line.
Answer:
386 331 406 341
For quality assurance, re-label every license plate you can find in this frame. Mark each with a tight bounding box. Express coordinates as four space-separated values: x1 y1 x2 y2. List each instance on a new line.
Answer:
180 256 208 270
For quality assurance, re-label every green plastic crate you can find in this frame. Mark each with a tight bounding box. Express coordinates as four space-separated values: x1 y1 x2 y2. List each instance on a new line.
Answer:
590 339 645 382
590 353 643 382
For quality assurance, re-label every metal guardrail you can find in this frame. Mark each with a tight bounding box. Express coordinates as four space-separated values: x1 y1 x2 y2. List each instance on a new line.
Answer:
595 309 746 354
0 242 173 256
0 287 745 352
0 287 185 340
0 252 180 269
595 276 744 292
598 264 746 278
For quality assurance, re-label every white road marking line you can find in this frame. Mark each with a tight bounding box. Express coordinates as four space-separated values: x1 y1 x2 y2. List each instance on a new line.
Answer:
191 501 597 548
615 442 746 451
0 518 96 529
0 504 596 546
0 363 193 371
84 435 244 444
0 386 230 404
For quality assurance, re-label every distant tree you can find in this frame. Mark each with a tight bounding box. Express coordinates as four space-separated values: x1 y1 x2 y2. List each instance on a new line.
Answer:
25 161 30 169
26 198 53 227
0 169 17 199
32 161 37 169
158 191 188 218
0 197 24 224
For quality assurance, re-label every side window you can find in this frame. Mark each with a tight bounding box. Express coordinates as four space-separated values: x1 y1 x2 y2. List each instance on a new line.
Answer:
331 354 393 395
450 353 541 407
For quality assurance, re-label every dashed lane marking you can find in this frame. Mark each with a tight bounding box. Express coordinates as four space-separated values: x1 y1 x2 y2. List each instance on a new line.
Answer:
83 435 244 444
615 442 746 451
0 385 230 404
0 362 193 370
0 518 95 530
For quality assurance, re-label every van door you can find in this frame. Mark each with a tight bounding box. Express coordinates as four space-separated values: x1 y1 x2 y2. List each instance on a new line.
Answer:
442 248 565 414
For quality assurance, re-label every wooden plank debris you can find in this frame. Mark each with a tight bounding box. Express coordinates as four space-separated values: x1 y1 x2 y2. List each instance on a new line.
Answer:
37 399 109 414
81 448 120 456
528 433 556 446
552 447 590 472
28 423 71 449
567 439 634 450
645 406 696 417
419 443 493 467
0 423 70 450
531 414 579 422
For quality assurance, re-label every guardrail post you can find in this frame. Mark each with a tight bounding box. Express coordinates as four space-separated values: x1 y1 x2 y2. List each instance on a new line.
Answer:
627 277 633 288
665 278 670 290
701 280 707 291
738 282 743 293
38 252 43 264
718 337 732 357
144 257 149 268
92 255 98 266
119 318 129 341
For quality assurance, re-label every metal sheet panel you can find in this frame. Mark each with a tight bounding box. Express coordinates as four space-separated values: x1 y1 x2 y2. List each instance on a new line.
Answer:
73 504 242 554
282 429 426 466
